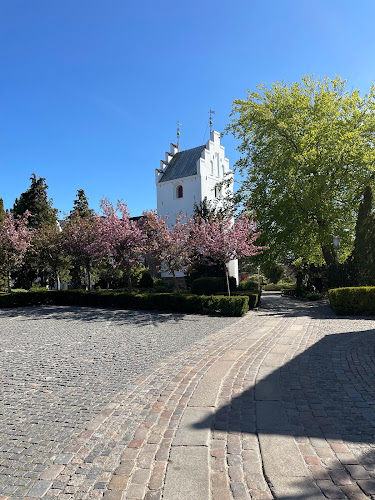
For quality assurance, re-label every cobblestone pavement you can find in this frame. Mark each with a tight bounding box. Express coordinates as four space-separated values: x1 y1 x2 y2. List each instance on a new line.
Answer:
0 306 239 499
1 295 375 499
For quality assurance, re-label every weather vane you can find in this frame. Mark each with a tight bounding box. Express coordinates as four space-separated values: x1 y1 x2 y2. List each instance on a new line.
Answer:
177 121 181 149
209 109 215 133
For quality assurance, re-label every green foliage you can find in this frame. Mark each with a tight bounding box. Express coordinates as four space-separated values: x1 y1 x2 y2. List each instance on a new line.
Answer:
191 277 237 295
263 282 295 291
0 290 250 316
139 272 154 288
0 199 5 223
352 186 375 285
96 260 123 289
192 197 216 221
69 189 94 219
305 292 324 301
152 278 174 293
261 263 284 284
328 287 375 315
327 259 357 289
13 174 58 228
239 277 259 291
227 75 375 266
230 290 260 309
186 259 225 287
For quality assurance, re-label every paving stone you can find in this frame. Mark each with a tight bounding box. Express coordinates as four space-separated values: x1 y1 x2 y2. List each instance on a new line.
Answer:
271 476 324 499
172 407 212 446
27 480 52 498
163 446 209 500
40 465 65 481
357 479 375 495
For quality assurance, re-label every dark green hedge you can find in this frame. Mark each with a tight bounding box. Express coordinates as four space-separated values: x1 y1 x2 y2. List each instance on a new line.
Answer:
328 287 375 315
230 291 260 309
0 290 250 317
191 277 237 295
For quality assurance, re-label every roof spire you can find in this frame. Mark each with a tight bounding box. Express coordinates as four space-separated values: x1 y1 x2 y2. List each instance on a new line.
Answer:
209 109 215 133
177 121 181 150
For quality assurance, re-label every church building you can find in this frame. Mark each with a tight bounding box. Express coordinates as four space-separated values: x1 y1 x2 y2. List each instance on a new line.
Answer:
155 129 239 282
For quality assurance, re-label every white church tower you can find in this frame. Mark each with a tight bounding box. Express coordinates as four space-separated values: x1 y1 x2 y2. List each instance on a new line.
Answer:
155 129 239 282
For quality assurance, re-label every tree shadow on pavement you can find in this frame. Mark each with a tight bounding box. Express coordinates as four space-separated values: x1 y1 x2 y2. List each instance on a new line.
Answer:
0 305 222 327
194 327 375 441
193 322 375 497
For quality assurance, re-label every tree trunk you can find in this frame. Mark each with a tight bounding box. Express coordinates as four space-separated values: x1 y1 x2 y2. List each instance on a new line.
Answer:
86 265 91 291
172 271 180 294
7 272 11 293
225 264 230 297
321 244 336 267
56 271 60 291
127 263 132 293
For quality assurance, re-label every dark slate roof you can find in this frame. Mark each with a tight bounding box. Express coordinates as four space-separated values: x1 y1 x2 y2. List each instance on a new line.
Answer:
159 145 206 182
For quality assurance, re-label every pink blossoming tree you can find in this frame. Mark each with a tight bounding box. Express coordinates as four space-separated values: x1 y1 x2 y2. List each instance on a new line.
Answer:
192 213 265 295
62 215 107 290
0 212 32 292
98 199 148 293
144 211 194 292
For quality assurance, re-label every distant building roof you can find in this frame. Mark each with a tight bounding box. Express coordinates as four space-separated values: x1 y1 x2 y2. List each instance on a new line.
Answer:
159 145 206 182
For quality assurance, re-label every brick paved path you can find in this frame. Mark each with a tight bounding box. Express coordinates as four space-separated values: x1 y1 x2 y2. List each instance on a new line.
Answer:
1 294 375 498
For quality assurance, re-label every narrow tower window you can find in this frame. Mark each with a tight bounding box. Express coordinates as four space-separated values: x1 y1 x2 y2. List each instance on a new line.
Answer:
177 185 183 198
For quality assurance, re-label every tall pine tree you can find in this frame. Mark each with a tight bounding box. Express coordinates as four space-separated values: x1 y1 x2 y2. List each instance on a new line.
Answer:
0 199 5 223
13 174 57 228
353 186 375 285
69 189 94 219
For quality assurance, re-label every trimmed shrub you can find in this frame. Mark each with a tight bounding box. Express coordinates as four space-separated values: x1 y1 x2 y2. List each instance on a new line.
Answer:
328 287 375 315
152 278 174 293
191 277 236 295
139 272 154 289
0 290 251 316
239 278 259 291
305 292 324 301
231 291 260 309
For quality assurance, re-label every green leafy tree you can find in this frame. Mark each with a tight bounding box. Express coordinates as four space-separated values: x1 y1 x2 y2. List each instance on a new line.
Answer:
353 186 375 285
262 262 285 284
32 224 71 289
13 174 58 228
192 197 216 222
227 75 375 266
69 189 94 219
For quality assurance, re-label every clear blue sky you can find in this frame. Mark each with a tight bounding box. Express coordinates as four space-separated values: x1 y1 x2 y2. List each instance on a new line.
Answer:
1 0 375 217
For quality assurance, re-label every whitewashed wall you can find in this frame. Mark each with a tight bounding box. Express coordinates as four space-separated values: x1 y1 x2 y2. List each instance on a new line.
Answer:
156 130 238 282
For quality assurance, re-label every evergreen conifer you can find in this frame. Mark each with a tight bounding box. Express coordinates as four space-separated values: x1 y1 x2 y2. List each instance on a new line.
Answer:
353 186 375 285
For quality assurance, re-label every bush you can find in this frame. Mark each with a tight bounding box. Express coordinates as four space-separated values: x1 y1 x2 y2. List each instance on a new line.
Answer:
152 278 174 293
191 277 237 295
231 291 260 309
327 260 357 289
0 290 251 316
262 263 285 284
305 292 324 301
139 272 154 289
328 287 375 315
239 277 259 291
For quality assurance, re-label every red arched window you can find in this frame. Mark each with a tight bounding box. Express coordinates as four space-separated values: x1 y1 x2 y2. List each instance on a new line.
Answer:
177 185 183 198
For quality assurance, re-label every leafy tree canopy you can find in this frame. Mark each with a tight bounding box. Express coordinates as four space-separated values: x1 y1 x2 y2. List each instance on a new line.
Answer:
13 174 58 228
227 75 375 266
